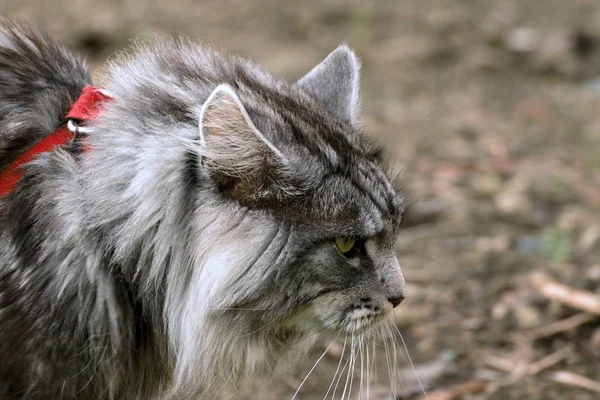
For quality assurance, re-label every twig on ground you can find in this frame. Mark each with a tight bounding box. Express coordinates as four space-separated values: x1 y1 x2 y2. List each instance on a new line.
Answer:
527 346 571 375
524 312 597 340
483 346 571 376
531 272 600 315
412 379 488 400
550 371 600 394
483 354 519 374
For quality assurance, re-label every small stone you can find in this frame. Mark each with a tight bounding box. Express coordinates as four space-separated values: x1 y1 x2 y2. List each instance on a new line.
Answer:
504 27 539 53
477 234 511 253
556 206 587 232
495 176 533 219
579 225 600 251
514 305 542 329
471 173 503 197
586 265 600 282
491 292 517 320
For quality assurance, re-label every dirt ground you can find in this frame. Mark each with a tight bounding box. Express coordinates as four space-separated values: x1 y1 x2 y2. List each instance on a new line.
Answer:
3 0 600 399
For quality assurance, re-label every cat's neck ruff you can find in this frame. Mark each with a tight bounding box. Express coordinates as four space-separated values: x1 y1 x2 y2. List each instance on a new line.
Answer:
0 85 111 196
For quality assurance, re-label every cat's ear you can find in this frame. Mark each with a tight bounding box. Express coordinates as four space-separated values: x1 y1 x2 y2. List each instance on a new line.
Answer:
295 45 360 124
199 84 285 199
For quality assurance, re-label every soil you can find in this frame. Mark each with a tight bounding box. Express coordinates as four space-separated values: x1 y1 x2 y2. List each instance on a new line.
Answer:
2 1 600 399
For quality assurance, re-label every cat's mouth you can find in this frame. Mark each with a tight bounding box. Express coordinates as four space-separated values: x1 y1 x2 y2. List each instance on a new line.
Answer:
338 306 390 334
308 292 395 335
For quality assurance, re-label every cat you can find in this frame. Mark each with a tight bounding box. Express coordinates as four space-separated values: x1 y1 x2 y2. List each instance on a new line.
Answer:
0 21 407 399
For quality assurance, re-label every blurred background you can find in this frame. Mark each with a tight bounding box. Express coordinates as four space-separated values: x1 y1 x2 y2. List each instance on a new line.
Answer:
3 0 600 398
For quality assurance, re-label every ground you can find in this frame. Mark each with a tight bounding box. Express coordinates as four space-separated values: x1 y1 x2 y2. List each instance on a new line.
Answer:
2 1 600 399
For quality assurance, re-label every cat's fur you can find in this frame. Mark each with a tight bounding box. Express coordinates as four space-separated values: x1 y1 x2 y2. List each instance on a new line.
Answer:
0 21 407 399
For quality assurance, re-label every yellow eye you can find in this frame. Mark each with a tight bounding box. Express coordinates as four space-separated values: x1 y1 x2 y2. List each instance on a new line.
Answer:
335 237 356 254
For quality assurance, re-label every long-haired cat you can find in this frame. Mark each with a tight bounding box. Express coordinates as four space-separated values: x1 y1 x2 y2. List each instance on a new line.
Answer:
0 21 407 399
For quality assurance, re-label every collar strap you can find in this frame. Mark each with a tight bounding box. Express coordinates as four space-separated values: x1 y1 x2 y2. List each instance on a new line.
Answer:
0 86 111 197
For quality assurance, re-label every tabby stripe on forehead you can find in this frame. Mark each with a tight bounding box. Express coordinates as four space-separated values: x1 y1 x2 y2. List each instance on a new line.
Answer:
284 116 339 169
367 160 396 200
244 84 335 163
348 176 387 229
245 74 398 224
362 161 399 218
274 94 394 224
240 87 319 159
255 84 363 166
356 165 394 217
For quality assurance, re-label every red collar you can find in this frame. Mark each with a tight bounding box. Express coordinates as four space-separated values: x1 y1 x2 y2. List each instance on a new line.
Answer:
0 86 111 197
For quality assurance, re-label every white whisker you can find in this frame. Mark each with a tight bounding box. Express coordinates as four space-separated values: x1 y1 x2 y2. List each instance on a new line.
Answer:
332 348 351 400
359 335 364 400
366 337 370 400
292 334 339 400
391 322 430 400
370 333 376 384
380 324 394 396
323 335 347 400
341 335 355 400
347 335 358 400
387 323 399 395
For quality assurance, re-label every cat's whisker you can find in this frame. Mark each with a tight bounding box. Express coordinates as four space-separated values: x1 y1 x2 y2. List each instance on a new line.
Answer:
358 339 363 400
341 335 355 400
347 334 358 400
382 324 393 394
390 321 430 400
292 333 339 400
332 344 352 400
370 332 376 387
358 334 364 400
323 335 347 400
366 336 370 400
387 322 399 395
380 324 394 397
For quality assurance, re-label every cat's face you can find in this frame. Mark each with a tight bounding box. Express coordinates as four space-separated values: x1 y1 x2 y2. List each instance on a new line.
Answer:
298 234 405 334
198 46 406 337
278 165 406 335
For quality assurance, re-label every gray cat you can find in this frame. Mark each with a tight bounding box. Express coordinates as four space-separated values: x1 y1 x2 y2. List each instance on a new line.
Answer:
0 21 407 399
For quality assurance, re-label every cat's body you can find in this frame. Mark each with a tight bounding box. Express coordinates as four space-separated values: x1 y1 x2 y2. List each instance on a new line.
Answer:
0 21 406 399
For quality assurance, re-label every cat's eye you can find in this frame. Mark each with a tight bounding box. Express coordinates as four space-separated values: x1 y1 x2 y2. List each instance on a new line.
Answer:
335 237 356 254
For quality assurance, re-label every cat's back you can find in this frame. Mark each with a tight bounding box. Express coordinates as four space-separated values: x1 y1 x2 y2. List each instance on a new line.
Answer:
0 21 90 170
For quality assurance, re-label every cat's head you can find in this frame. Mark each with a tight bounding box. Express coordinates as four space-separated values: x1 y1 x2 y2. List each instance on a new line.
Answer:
198 45 407 337
93 43 412 397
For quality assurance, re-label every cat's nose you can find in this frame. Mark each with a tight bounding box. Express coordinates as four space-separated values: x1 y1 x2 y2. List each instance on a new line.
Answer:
388 295 405 308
